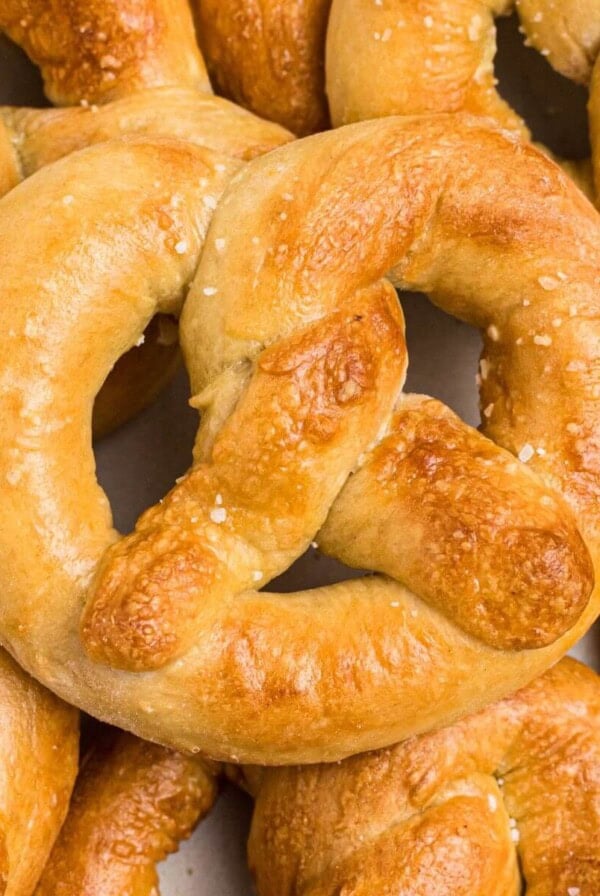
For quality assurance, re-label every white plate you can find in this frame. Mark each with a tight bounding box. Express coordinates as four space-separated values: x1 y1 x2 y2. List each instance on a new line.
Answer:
1 17 597 894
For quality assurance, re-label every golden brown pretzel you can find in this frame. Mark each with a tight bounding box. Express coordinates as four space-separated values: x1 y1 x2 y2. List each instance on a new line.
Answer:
0 117 598 765
0 650 78 896
195 0 600 193
35 730 216 896
246 658 600 895
0 0 291 438
194 0 331 135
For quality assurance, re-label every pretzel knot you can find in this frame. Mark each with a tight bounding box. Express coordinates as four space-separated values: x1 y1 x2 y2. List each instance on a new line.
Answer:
0 115 598 764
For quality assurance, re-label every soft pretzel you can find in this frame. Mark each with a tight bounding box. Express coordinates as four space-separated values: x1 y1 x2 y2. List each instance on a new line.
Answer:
0 0 291 438
196 0 600 193
35 729 215 896
246 657 600 895
0 650 78 896
0 117 598 764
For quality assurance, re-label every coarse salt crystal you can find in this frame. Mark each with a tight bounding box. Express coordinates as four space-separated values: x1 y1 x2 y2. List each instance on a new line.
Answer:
174 240 188 254
203 286 218 296
518 444 535 463
210 507 227 524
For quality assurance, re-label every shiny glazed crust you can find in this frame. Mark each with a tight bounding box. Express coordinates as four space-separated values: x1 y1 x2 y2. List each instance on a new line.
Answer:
35 731 216 896
194 0 600 194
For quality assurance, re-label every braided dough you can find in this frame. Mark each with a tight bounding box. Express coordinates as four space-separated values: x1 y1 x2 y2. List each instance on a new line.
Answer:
0 117 598 764
0 650 78 896
246 658 600 895
35 730 215 896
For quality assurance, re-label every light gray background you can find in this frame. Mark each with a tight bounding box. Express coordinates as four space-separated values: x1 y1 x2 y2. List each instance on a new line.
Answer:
1 14 597 894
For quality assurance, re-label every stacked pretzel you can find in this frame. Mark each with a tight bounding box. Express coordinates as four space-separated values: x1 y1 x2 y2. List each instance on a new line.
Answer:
0 1 599 893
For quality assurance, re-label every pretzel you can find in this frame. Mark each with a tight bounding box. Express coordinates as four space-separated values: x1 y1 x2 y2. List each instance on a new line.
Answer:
1 116 598 764
0 0 291 438
195 0 600 194
246 657 600 895
35 729 216 896
0 649 78 896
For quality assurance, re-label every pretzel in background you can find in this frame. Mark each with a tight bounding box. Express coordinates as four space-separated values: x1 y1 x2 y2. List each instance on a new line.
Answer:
0 0 291 437
195 0 600 196
0 650 78 896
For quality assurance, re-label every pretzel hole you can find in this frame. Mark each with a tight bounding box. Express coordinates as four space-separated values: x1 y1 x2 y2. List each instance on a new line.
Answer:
0 34 44 107
495 13 589 159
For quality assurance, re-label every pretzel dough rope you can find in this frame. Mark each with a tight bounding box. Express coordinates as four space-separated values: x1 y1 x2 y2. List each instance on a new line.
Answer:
0 0 291 438
0 118 596 765
0 651 78 896
35 730 216 896
246 658 600 895
195 0 600 193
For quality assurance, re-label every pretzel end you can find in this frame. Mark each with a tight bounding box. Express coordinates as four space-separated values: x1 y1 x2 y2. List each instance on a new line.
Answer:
81 529 218 672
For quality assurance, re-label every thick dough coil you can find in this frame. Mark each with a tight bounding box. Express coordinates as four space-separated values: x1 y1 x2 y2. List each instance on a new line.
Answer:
0 116 598 764
0 651 78 896
35 729 216 896
31 658 600 895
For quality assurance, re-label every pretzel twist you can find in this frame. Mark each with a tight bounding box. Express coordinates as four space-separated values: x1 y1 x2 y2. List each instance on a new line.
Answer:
0 651 78 896
246 658 600 895
0 116 597 764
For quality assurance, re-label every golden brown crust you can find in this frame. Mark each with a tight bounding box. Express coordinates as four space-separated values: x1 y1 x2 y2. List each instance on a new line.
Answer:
35 731 216 896
0 0 209 105
0 650 79 896
319 395 593 650
247 659 600 895
194 0 331 135
0 121 599 764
